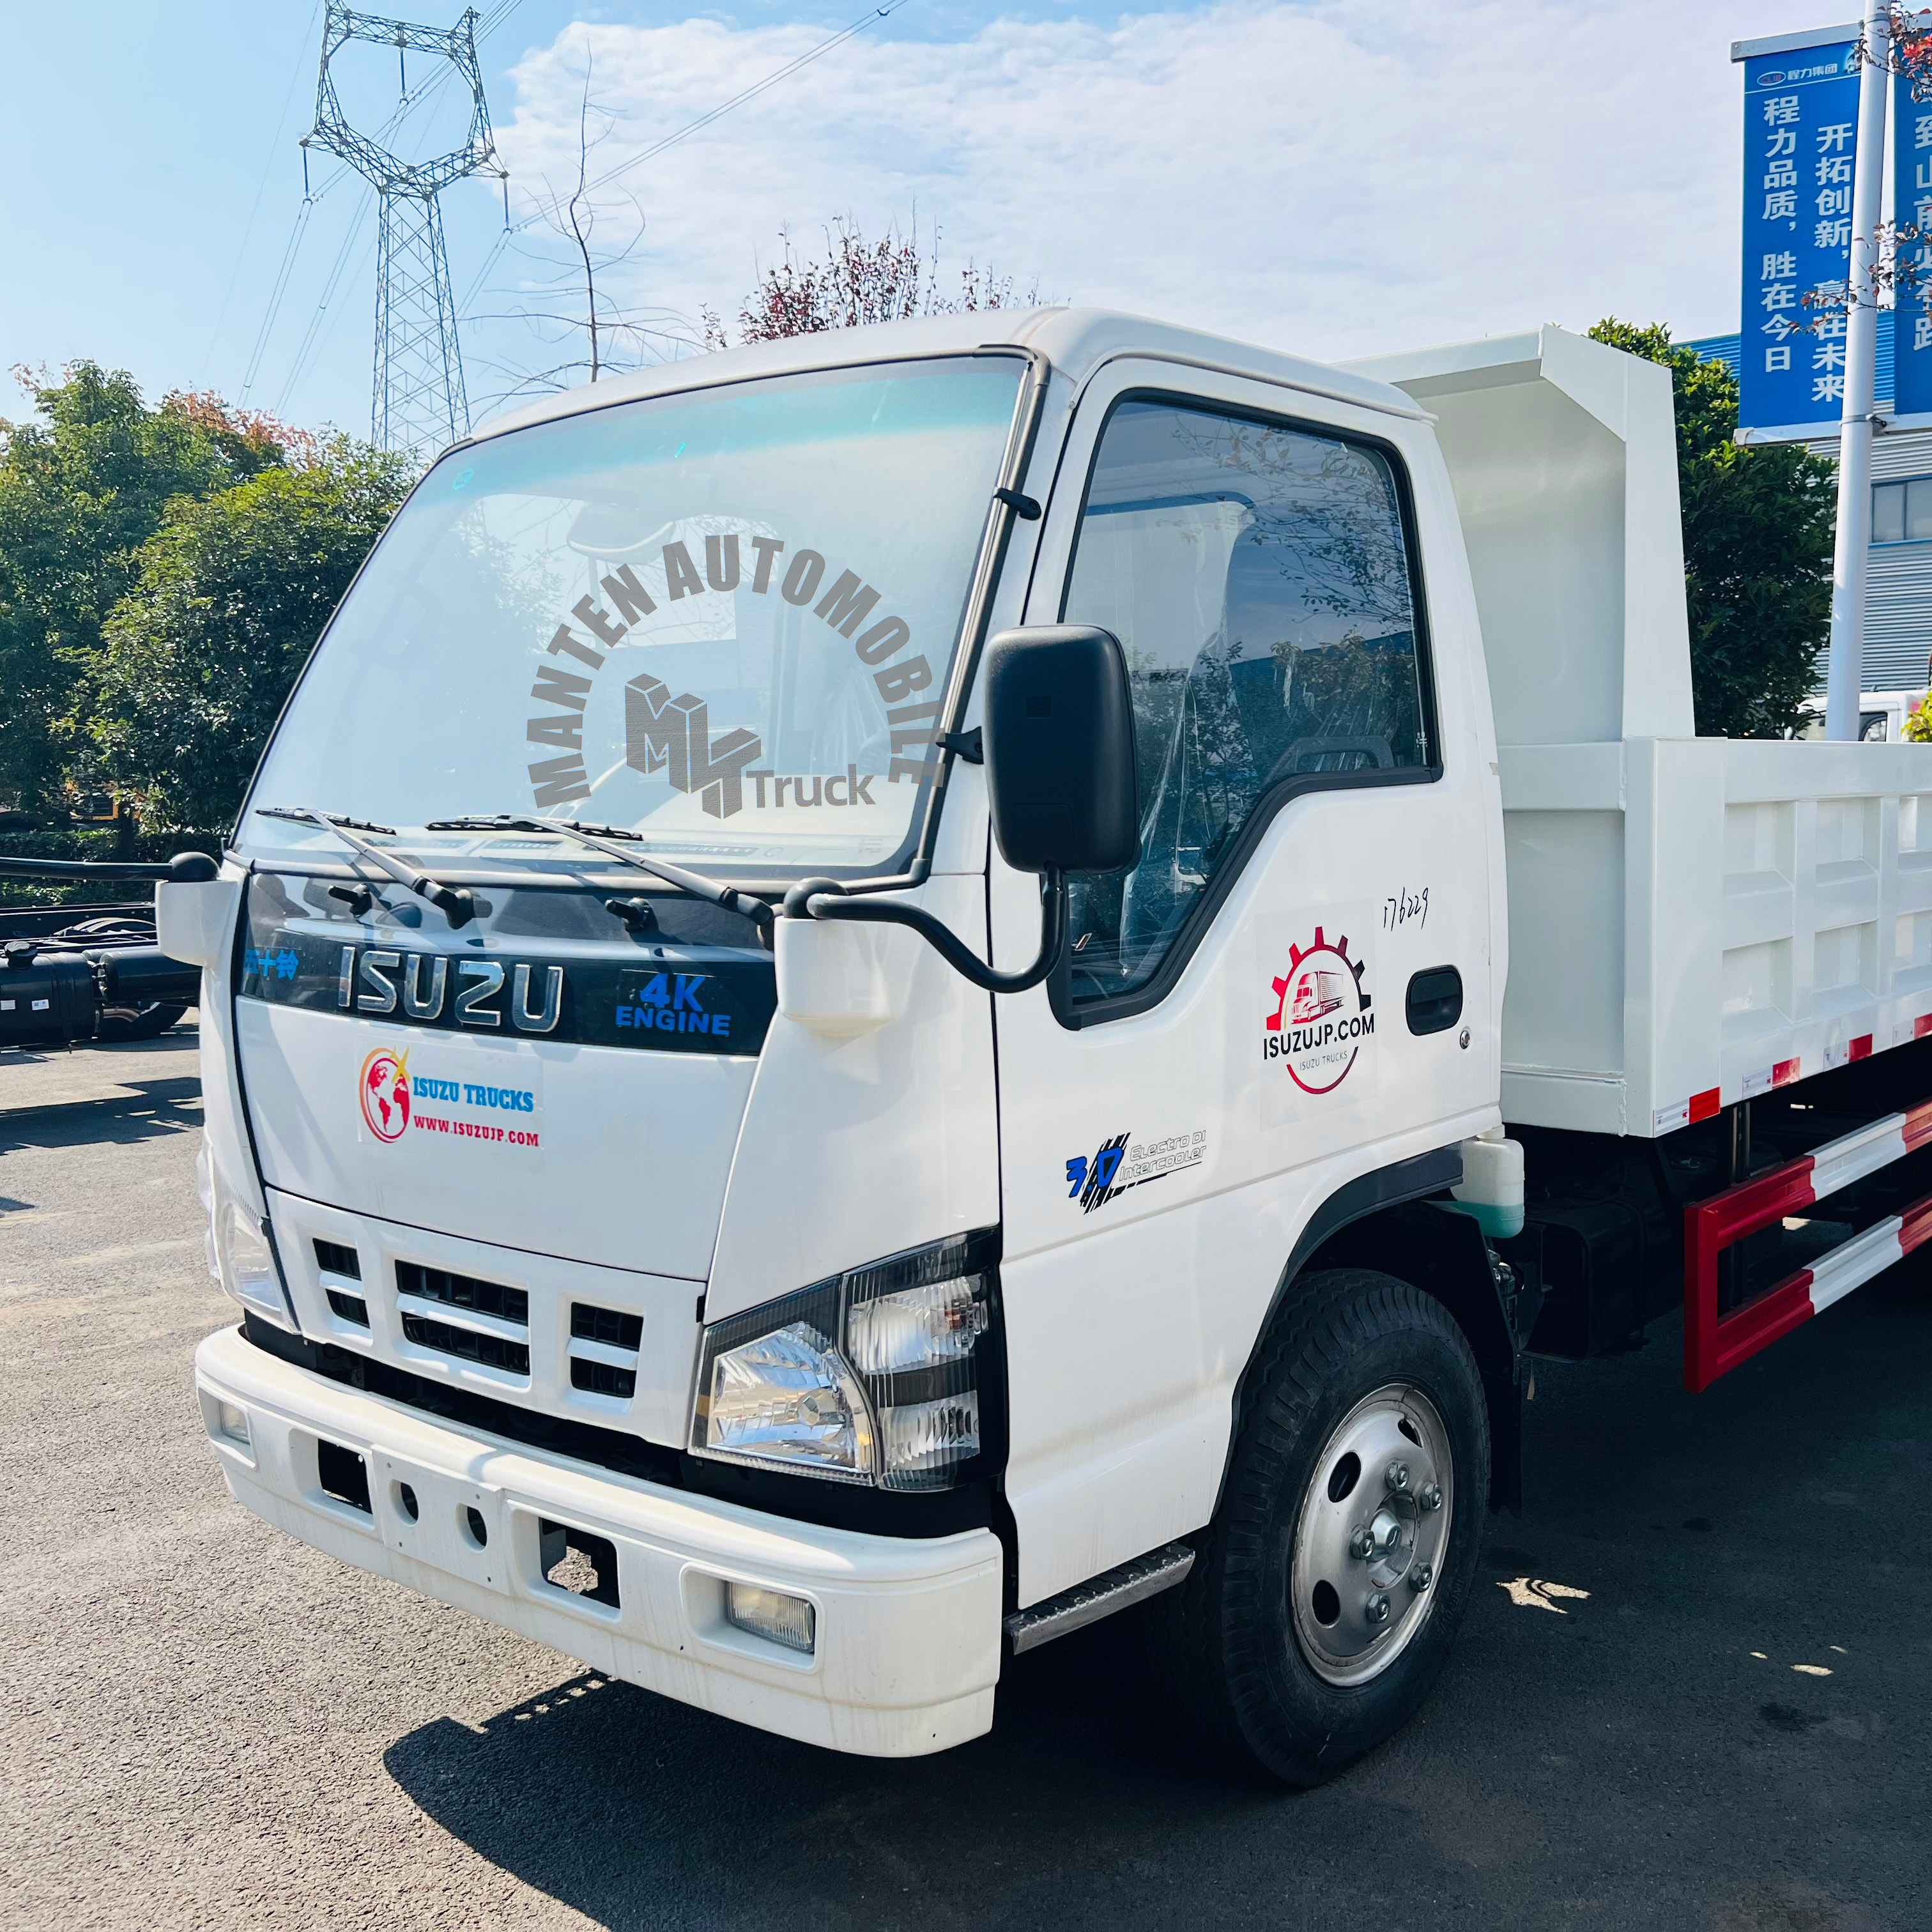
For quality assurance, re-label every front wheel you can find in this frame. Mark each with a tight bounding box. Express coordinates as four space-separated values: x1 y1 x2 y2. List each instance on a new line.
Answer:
1153 1267 1489 1785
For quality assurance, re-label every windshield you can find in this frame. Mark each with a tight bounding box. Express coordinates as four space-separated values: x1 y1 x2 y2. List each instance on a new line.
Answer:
241 355 1027 880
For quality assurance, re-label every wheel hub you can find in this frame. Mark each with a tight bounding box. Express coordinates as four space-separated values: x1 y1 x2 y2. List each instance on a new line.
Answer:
1291 1384 1453 1688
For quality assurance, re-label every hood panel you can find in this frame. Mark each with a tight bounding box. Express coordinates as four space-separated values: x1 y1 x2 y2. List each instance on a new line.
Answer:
239 1000 755 1280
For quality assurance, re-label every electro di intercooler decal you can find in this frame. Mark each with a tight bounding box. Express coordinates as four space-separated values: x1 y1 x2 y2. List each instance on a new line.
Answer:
523 532 942 820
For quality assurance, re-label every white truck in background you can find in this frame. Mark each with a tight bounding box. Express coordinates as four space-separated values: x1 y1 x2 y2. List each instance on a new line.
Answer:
137 310 1932 1785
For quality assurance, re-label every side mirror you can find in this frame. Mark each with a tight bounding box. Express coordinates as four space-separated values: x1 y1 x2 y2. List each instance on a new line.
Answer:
782 627 1138 997
980 625 1139 876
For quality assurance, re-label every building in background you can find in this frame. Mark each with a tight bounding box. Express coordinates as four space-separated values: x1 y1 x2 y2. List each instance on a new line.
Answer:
1687 311 1932 735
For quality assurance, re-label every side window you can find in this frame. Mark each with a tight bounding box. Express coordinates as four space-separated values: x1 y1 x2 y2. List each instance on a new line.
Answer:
1059 397 1432 1008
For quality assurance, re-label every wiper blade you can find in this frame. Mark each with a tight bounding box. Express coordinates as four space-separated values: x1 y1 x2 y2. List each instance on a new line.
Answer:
256 806 399 836
257 806 477 929
425 813 772 936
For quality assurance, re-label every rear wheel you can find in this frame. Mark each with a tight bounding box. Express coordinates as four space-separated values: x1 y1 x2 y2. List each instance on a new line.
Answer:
1154 1267 1489 1785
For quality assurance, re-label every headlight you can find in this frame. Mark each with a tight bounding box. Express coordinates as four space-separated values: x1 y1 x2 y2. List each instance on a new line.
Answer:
691 1229 999 1491
206 1161 293 1326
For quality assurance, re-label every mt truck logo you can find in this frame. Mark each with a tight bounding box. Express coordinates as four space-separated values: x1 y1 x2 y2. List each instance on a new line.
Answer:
1265 928 1374 1095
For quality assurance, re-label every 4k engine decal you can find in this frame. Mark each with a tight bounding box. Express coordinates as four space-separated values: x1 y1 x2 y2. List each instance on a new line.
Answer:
1264 925 1376 1096
240 912 776 1057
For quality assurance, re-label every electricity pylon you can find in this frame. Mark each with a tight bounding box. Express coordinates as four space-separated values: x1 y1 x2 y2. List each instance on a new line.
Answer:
306 4 505 452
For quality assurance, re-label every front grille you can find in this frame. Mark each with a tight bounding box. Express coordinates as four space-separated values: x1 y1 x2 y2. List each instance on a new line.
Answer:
571 1303 643 1351
401 1312 531 1377
326 1289 370 1326
396 1260 528 1325
571 1357 637 1399
314 1239 361 1280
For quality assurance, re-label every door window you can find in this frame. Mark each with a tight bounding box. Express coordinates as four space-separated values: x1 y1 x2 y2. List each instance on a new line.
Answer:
1059 397 1432 1008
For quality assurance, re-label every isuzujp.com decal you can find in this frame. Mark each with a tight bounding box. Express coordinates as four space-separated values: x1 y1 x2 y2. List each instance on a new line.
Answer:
524 532 944 821
1264 925 1375 1096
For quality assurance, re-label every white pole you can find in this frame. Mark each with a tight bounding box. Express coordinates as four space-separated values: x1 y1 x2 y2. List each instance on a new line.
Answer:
1825 1 1892 741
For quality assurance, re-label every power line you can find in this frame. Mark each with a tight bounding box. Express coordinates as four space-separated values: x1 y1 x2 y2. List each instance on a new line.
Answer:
202 1 323 387
574 0 917 210
240 199 315 401
463 0 920 322
276 185 379 415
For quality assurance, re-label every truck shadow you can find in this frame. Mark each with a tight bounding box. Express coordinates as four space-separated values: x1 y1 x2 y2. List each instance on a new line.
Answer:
0 1076 202 1152
383 1271 1932 1930
383 1611 1294 1931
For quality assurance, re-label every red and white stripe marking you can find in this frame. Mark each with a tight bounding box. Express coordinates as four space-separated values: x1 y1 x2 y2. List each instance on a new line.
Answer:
1684 1102 1932 1392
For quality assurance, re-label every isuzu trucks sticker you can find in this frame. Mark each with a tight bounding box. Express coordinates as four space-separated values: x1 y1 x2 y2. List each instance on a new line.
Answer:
356 1043 542 1156
1264 926 1375 1096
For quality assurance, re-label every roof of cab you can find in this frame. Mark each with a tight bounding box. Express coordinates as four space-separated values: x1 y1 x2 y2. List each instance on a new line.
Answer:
465 306 1427 445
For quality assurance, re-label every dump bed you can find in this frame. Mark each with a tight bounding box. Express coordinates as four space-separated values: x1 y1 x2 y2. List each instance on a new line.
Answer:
1347 326 1932 1137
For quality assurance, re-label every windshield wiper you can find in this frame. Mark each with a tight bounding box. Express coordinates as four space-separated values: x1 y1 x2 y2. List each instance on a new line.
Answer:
424 813 774 939
257 806 478 928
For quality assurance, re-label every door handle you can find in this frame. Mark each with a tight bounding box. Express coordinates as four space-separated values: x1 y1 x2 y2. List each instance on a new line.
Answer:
1406 965 1463 1036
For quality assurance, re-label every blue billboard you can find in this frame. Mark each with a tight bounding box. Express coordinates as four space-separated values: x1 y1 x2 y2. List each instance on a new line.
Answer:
1893 72 1932 418
1738 35 1861 433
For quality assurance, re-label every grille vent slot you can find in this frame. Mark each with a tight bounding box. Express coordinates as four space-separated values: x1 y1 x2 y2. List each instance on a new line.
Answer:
397 1260 528 1327
314 1239 362 1281
571 1303 643 1350
571 1358 637 1399
568 1300 641 1403
326 1289 370 1327
400 1312 531 1376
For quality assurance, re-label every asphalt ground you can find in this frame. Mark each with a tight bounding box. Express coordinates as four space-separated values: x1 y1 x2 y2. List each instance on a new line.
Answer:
3 1041 1929 1930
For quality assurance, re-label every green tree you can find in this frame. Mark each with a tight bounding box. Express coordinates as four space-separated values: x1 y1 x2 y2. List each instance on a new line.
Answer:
86 438 415 833
0 364 290 811
1589 319 1836 737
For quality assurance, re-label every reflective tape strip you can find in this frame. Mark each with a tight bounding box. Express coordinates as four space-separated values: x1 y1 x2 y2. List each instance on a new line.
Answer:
1804 1216 1905 1315
1808 1112 1910 1200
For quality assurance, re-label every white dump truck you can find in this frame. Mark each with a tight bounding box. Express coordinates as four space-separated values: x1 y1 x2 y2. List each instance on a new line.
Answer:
155 310 1932 1784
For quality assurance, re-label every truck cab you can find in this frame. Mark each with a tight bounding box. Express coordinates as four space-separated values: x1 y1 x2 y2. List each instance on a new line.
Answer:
180 308 1932 1784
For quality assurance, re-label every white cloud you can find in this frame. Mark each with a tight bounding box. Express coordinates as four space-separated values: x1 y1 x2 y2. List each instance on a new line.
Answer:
489 0 1829 374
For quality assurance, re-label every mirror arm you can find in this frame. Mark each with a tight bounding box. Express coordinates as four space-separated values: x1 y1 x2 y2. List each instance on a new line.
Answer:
785 869 1066 995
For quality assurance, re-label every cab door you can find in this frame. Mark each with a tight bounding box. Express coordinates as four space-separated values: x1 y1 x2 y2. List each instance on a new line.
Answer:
988 363 1499 1606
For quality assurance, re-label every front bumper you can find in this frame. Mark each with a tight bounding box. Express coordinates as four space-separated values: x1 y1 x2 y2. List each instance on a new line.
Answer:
194 1324 1004 1756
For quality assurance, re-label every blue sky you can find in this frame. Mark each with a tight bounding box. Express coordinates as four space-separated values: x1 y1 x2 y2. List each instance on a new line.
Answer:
0 1 1857 440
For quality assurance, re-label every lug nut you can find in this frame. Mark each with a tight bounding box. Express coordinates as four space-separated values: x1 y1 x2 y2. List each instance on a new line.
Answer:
1420 1483 1443 1512
1349 1526 1376 1560
1409 1563 1433 1592
1367 1592 1391 1625
1386 1460 1410 1492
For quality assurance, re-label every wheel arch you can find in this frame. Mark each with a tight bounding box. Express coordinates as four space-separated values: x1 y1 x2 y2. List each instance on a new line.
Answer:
1225 1145 1529 1515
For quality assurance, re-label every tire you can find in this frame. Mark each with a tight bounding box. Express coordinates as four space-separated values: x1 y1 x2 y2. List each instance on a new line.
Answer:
1151 1267 1489 1786
96 1001 189 1043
